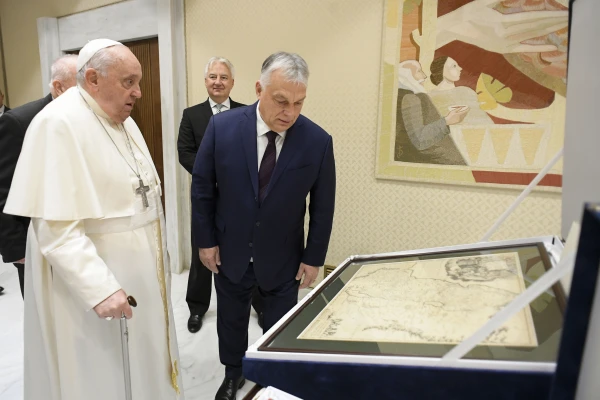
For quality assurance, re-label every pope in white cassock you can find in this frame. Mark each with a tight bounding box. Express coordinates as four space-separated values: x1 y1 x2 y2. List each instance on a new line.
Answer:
5 39 183 399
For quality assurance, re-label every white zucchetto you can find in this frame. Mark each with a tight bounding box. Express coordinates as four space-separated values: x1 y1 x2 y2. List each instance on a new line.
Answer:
76 38 122 71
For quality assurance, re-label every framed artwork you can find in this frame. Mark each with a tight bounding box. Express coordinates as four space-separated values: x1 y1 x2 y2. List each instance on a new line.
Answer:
375 0 569 191
257 239 566 362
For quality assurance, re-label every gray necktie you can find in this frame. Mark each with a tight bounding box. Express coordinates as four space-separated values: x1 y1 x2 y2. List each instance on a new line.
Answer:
215 103 224 113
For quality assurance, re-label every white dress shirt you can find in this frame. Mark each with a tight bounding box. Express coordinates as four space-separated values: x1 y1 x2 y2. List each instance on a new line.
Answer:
256 102 287 170
251 102 288 262
0 105 5 117
208 97 231 115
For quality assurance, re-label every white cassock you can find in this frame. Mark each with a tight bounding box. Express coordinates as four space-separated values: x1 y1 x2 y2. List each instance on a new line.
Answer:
5 86 183 400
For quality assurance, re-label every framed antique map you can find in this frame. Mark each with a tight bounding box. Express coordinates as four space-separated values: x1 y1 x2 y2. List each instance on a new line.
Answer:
298 253 537 347
375 0 569 191
258 241 565 363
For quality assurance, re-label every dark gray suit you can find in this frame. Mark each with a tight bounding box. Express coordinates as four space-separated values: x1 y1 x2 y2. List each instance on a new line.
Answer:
177 98 264 317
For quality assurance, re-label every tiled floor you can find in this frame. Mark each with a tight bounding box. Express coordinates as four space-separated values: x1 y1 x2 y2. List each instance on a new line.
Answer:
0 261 306 399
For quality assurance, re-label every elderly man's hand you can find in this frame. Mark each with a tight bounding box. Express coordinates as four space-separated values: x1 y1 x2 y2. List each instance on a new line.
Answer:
296 263 319 289
94 289 133 320
199 246 221 274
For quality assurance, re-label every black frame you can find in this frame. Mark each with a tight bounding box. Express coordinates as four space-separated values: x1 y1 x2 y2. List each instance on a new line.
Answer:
550 204 600 399
258 241 566 359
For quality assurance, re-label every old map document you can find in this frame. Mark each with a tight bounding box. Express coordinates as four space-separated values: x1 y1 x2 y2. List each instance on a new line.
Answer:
298 253 537 347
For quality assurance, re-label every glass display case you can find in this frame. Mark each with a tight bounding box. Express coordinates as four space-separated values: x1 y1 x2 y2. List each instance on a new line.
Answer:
259 240 565 366
244 236 573 400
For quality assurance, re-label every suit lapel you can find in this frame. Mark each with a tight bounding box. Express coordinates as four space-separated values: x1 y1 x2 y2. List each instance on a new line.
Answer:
266 119 303 197
230 98 242 109
242 105 259 198
43 93 53 107
200 99 213 120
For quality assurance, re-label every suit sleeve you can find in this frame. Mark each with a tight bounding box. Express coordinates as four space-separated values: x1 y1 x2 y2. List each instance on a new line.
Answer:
0 113 28 262
191 117 218 248
302 136 336 267
177 109 197 174
31 219 122 311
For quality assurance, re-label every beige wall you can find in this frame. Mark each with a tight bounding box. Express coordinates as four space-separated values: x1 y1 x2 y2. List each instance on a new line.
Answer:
185 0 562 268
0 36 5 102
0 0 123 107
0 15 6 102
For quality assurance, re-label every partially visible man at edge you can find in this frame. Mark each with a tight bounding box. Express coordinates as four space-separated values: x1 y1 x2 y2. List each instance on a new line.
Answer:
0 89 10 117
0 54 78 297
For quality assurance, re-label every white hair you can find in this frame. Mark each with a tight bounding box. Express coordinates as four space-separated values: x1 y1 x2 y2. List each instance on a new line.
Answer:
47 54 78 89
204 56 235 79
397 59 426 94
259 52 309 88
76 44 125 85
399 60 420 70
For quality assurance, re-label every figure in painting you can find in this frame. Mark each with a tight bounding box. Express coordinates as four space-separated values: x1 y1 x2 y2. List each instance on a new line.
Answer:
394 60 468 165
389 0 569 181
428 56 494 126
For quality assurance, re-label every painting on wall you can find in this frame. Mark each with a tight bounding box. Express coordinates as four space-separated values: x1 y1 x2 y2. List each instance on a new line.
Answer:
375 0 569 191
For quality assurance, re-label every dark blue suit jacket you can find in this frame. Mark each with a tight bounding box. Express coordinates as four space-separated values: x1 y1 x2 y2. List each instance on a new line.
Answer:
191 102 336 290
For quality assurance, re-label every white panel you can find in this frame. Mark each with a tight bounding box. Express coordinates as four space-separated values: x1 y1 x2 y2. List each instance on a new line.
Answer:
561 0 600 238
36 17 61 95
156 0 189 273
57 0 158 51
563 9 600 393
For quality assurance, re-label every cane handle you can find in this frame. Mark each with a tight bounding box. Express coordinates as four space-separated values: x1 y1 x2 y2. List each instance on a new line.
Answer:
127 296 137 307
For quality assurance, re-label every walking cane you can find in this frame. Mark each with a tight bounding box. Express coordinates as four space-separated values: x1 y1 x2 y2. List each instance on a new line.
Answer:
121 295 137 400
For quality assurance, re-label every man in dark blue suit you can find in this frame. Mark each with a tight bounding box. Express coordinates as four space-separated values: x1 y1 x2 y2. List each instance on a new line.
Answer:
192 52 336 400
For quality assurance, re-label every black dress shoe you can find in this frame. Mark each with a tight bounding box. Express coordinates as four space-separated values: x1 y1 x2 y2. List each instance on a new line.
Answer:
0 286 4 294
257 312 264 329
215 376 245 400
187 314 203 333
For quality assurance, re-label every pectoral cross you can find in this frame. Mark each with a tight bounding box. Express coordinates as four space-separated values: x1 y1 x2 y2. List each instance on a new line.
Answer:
135 178 150 208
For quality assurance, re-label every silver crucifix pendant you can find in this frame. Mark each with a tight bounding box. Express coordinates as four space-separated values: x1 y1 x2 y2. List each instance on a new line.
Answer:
135 178 150 208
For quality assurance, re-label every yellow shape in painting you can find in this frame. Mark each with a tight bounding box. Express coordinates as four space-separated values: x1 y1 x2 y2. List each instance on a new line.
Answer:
387 0 401 27
520 128 545 165
476 74 513 111
403 0 422 15
462 128 486 164
489 128 514 165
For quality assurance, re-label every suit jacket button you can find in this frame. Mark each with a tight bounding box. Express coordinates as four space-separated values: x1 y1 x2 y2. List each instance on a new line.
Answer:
249 243 253 247
256 222 260 227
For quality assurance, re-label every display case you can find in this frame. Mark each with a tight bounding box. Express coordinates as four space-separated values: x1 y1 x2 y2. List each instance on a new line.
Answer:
244 236 570 400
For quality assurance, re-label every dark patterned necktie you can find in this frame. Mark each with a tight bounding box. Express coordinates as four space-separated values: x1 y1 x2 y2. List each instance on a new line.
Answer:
258 131 278 204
